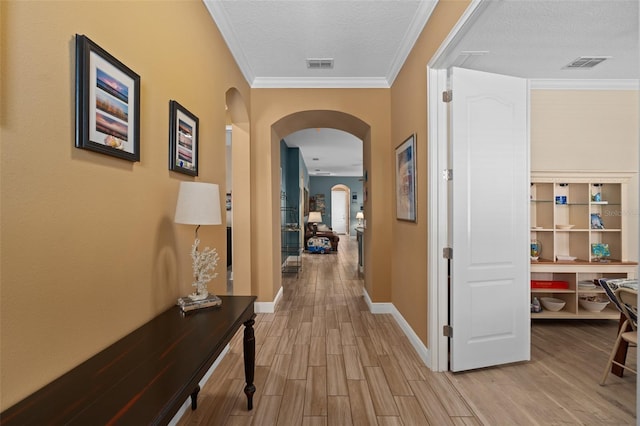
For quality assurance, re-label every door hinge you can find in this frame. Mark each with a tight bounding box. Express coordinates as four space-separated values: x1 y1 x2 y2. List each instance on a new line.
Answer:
443 247 453 259
443 169 452 181
442 90 453 103
443 325 453 337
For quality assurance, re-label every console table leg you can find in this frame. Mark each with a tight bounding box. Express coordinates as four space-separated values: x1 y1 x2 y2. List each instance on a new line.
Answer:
243 316 256 410
190 385 200 410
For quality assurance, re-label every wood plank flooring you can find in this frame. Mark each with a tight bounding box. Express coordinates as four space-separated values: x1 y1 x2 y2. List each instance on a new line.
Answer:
179 237 636 425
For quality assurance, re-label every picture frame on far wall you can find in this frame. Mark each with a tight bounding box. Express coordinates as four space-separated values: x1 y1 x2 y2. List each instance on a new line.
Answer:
395 134 416 222
75 34 140 162
169 100 199 176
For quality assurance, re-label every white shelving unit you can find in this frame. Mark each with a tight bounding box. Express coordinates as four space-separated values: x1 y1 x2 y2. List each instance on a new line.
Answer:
530 172 637 319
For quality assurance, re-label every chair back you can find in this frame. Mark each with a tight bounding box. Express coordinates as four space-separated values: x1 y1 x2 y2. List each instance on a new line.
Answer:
615 287 638 332
600 278 625 313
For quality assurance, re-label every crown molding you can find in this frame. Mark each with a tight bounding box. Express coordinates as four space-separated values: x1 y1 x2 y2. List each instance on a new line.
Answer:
530 79 640 90
251 77 390 89
203 0 255 86
386 0 438 85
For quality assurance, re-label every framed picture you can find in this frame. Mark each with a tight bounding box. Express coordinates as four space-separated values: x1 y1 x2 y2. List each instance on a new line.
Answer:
395 134 416 222
169 100 199 176
75 34 140 162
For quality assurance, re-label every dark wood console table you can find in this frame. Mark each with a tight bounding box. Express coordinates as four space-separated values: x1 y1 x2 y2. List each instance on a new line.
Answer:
0 295 256 425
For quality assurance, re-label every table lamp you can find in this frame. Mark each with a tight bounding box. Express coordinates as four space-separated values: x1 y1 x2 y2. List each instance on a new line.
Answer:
175 182 222 302
356 211 364 226
308 211 322 236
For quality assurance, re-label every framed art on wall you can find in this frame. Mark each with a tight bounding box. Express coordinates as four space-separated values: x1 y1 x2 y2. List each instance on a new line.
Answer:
168 100 199 176
75 34 140 162
395 134 416 222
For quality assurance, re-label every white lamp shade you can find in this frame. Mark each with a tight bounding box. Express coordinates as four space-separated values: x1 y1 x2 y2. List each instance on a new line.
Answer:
174 182 222 225
308 211 322 223
355 212 364 219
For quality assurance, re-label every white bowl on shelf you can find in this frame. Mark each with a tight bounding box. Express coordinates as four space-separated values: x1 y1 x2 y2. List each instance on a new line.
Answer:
540 297 566 312
579 297 609 312
556 255 577 261
556 224 575 230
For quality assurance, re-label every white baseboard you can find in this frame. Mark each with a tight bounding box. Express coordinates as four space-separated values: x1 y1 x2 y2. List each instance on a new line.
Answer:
254 286 283 314
168 344 230 426
363 289 431 367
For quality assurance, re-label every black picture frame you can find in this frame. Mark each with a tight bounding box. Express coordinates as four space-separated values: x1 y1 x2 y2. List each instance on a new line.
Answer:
169 100 199 176
395 134 417 222
75 34 140 162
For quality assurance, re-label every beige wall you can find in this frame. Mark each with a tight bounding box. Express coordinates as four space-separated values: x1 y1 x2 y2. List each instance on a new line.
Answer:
531 89 639 261
0 1 249 409
389 0 472 346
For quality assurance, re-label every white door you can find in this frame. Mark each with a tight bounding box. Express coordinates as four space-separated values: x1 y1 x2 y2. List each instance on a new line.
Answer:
450 67 530 371
331 190 347 234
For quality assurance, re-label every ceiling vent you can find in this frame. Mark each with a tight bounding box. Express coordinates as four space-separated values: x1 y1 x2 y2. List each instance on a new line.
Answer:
306 58 334 69
564 56 610 69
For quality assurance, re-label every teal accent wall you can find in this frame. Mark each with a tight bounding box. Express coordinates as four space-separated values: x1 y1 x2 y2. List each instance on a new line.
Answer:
309 176 363 232
280 141 310 263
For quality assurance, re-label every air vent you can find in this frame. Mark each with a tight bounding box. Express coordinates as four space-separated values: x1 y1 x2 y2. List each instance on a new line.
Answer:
564 56 610 69
306 58 334 69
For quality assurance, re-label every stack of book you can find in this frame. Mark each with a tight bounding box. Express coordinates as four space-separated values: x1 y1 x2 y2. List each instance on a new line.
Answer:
177 294 222 312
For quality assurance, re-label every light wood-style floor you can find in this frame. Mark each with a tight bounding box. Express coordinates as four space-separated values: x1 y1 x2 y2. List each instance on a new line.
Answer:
179 237 637 425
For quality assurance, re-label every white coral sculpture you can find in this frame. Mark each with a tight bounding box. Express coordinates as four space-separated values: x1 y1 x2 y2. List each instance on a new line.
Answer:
190 238 220 299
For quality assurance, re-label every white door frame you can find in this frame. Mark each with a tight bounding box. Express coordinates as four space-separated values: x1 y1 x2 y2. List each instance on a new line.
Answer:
426 0 485 371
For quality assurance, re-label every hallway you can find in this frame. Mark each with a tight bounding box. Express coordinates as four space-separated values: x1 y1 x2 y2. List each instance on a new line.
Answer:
179 237 636 425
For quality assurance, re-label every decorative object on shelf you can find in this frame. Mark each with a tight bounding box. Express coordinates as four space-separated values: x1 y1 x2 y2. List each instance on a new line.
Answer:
356 211 364 226
578 296 610 312
590 213 605 229
592 192 602 202
169 100 199 176
556 224 575 230
531 297 542 313
556 254 577 261
75 34 140 162
308 211 322 236
555 196 567 205
591 243 611 260
531 280 569 289
175 182 222 303
530 239 541 261
540 297 566 312
395 134 416 222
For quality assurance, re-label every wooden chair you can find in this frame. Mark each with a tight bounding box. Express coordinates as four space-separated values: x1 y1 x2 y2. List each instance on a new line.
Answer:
600 287 637 385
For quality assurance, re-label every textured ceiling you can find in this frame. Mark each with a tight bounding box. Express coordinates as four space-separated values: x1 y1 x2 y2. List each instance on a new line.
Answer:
204 0 437 88
438 0 639 81
208 0 639 176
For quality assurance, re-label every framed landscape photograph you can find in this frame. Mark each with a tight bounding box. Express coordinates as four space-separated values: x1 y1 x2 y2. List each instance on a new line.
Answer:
395 134 416 222
75 34 140 162
169 100 199 176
